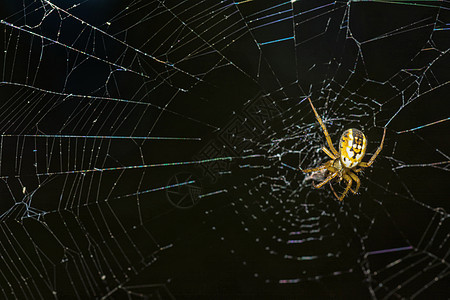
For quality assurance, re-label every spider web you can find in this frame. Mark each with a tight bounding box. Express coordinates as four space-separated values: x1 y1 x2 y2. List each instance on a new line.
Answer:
0 0 449 298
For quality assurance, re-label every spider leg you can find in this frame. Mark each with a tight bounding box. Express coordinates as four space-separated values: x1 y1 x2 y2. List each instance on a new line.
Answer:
322 146 336 159
342 172 356 194
338 174 353 201
307 98 339 156
302 164 326 173
363 127 386 167
329 176 355 200
329 182 340 201
314 171 339 189
348 171 360 194
302 160 332 173
325 165 337 173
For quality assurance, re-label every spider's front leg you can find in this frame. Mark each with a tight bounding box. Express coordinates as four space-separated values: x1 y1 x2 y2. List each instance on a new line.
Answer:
321 146 336 160
302 164 327 173
338 174 353 201
302 160 333 173
313 171 339 189
348 171 360 194
307 98 339 156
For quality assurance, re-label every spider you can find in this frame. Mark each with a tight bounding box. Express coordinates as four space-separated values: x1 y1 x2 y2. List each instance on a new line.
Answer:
302 98 386 201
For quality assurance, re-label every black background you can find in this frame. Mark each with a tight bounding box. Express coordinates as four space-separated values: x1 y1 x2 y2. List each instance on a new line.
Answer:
0 0 449 299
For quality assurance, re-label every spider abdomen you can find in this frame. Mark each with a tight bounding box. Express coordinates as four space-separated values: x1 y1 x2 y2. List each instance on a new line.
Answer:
339 128 367 168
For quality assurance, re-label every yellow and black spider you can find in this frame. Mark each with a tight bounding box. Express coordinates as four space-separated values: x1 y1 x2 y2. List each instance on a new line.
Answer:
302 98 386 201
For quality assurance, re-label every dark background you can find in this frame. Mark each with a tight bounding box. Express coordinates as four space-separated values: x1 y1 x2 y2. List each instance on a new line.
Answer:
0 0 449 299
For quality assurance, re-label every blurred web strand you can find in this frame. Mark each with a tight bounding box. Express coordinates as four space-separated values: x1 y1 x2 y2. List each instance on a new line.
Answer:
397 116 450 133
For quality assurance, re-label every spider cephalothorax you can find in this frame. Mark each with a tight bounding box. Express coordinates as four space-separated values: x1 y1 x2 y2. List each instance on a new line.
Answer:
302 98 386 201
